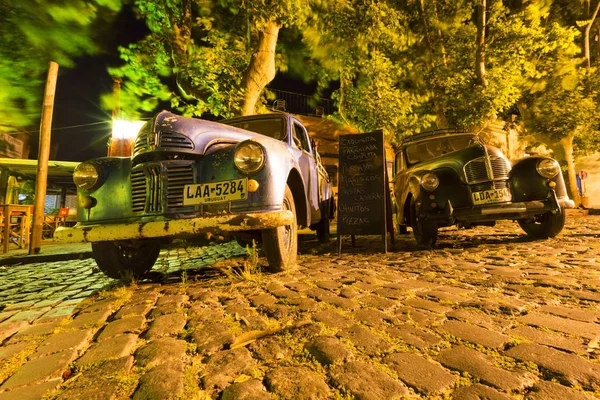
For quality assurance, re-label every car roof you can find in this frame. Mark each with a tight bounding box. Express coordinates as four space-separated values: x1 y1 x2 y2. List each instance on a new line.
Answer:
221 112 291 124
399 130 473 146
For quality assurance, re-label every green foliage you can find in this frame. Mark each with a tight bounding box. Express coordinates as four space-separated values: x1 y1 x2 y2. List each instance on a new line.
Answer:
108 0 311 118
518 0 600 157
305 0 435 142
0 0 122 131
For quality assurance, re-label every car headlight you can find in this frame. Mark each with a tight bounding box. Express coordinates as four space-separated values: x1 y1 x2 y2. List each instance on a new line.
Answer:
234 141 265 174
537 159 560 179
420 172 439 191
73 162 101 191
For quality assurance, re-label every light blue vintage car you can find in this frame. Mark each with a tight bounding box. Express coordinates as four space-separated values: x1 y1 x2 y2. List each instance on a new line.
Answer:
55 111 334 278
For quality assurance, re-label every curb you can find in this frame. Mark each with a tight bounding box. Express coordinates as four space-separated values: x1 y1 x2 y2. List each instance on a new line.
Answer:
0 251 94 266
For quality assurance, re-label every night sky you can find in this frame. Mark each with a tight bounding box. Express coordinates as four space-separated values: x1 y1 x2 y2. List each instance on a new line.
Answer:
30 7 147 162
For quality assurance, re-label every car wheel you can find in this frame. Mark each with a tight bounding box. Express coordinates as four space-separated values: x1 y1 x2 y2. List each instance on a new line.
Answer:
410 199 438 246
262 185 298 272
92 240 160 280
517 212 566 239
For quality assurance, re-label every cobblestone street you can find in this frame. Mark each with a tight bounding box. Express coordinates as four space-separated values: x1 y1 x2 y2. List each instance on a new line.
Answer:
1 215 600 399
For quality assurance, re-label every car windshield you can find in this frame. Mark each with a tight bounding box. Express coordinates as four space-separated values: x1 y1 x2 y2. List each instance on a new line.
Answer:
405 134 477 164
224 118 285 141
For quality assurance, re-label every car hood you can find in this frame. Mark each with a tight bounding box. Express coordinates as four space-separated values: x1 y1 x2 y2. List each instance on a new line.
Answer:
412 144 505 179
133 111 281 157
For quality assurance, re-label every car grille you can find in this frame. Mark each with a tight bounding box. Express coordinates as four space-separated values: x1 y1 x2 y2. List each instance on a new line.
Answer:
131 163 195 213
166 165 195 208
464 156 510 184
133 130 193 156
133 130 156 155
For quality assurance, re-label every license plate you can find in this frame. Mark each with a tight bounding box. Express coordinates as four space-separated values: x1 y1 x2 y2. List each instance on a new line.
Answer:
471 187 511 205
183 179 248 205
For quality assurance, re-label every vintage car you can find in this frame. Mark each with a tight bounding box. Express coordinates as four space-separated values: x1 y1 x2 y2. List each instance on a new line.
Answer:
392 131 574 246
55 111 334 278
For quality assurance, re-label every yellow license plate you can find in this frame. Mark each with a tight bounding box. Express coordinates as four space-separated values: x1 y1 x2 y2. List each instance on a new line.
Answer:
472 187 511 205
183 179 248 205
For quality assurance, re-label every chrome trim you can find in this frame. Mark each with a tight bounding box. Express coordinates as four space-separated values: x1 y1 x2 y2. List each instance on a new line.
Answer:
464 156 511 185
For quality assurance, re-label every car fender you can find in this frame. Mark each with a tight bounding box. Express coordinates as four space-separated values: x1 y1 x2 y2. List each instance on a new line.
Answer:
252 136 311 226
76 157 134 223
510 157 568 201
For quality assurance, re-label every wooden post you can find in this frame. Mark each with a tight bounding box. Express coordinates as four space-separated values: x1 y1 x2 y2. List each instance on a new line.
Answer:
108 78 121 156
29 61 58 255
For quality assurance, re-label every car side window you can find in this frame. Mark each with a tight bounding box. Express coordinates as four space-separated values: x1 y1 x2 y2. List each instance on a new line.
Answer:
293 123 311 153
395 152 404 173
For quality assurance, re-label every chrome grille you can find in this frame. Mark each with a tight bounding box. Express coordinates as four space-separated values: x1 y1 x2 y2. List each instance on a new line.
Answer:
147 166 162 212
167 165 195 208
131 163 195 213
159 131 194 150
490 157 510 179
131 170 146 212
133 130 156 154
464 156 510 183
134 131 193 155
130 165 162 213
464 159 488 182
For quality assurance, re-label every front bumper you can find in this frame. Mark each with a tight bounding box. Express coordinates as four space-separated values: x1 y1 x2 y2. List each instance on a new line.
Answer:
421 194 575 225
54 210 294 243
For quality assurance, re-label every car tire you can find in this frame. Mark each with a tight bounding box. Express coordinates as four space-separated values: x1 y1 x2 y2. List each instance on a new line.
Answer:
92 240 160 280
262 185 298 272
517 212 566 239
410 199 438 246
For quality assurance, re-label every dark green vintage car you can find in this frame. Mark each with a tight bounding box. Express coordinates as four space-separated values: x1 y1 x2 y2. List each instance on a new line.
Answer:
392 131 574 245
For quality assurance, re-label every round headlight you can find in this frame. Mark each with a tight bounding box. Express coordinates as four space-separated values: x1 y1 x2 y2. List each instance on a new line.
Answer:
73 162 101 191
234 141 265 174
537 159 560 179
420 172 439 191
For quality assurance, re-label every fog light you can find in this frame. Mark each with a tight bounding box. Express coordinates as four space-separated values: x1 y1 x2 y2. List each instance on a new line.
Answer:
248 179 260 192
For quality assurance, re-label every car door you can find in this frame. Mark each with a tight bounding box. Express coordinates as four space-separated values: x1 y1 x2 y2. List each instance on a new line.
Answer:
290 120 321 222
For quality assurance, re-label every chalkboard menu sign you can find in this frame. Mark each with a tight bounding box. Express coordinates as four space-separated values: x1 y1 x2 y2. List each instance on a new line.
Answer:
337 130 389 251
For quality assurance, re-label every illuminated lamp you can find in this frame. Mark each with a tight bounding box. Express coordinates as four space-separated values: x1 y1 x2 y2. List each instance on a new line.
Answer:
109 119 145 157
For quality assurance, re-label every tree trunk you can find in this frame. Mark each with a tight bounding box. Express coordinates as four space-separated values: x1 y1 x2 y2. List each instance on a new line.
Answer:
584 1 600 68
558 135 581 206
475 0 488 86
241 21 281 116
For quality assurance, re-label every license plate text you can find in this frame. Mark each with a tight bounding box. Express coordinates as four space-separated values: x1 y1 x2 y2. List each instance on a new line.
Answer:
183 179 248 205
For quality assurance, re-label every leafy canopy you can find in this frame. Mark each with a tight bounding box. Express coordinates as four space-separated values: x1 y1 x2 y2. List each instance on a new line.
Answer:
0 0 122 131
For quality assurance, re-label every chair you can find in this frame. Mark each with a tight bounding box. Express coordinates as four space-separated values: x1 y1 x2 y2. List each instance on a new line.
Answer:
42 207 69 239
0 206 31 251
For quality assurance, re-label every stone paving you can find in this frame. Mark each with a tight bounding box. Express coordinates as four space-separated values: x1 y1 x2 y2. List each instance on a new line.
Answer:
1 216 600 399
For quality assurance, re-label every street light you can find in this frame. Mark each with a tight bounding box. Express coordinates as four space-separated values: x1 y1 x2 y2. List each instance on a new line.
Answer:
108 119 145 157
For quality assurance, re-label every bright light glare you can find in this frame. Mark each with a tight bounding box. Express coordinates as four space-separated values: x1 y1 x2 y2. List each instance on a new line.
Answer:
112 119 145 140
